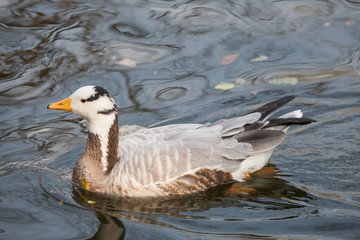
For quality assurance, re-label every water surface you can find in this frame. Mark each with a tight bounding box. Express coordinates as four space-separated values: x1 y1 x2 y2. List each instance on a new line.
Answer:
1 0 360 239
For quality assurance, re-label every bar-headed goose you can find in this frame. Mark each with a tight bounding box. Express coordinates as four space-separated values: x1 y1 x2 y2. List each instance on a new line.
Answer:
48 86 315 197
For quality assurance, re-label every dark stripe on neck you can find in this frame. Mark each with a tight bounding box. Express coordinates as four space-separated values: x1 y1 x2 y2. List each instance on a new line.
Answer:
105 115 119 174
98 106 117 115
85 133 103 167
85 86 110 102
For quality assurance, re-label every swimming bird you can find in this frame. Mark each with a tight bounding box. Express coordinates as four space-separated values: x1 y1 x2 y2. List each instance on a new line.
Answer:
48 86 315 197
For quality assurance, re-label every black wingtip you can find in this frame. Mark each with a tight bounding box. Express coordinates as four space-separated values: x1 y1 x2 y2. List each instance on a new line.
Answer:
244 95 298 121
265 117 316 128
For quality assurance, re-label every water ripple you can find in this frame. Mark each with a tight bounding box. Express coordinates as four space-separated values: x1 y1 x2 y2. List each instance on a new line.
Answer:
1 0 360 239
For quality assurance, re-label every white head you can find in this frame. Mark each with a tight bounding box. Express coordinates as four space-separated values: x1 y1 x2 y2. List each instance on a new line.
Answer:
48 85 117 134
69 86 117 120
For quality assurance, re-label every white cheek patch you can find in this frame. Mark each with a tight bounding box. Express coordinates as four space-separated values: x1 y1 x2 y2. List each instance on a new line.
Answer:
70 94 116 118
93 96 116 112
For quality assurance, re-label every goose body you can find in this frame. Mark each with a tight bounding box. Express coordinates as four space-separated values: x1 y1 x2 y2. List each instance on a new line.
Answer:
48 86 315 197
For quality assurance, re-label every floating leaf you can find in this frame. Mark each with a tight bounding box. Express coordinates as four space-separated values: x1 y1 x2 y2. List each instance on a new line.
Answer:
87 200 96 204
234 77 246 84
27 128 51 139
221 54 239 66
82 178 91 191
59 200 63 205
214 82 236 91
344 19 354 26
269 77 298 85
115 58 137 67
250 90 260 96
250 55 268 62
324 22 331 27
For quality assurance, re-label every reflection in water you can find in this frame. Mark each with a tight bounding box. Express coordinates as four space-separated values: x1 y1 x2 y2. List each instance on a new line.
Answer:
88 213 125 240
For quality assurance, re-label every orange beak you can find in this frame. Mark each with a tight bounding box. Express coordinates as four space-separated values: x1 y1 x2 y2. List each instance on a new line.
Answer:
47 98 72 112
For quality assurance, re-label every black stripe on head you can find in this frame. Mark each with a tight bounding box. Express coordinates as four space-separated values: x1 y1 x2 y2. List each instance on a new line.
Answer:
85 86 110 102
98 107 117 115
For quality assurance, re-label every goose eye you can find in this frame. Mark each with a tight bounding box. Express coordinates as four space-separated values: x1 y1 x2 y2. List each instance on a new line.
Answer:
81 99 86 103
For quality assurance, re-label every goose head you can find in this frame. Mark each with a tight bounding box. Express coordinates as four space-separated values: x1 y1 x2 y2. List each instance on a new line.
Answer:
48 86 118 135
48 86 116 119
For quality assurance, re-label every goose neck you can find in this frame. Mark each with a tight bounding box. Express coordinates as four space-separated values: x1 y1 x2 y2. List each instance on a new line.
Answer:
87 114 119 173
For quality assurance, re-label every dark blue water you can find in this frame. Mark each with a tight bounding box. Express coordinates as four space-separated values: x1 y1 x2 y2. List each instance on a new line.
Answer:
1 0 359 239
